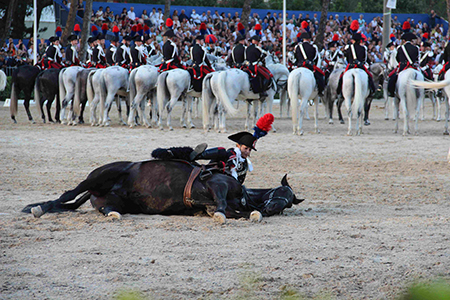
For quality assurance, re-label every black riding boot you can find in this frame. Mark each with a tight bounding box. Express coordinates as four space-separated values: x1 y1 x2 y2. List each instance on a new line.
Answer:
337 75 343 95
190 147 228 161
387 74 397 97
368 76 376 97
314 72 325 96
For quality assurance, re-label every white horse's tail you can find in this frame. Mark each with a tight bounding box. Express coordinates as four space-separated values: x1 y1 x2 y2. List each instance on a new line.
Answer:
0 70 6 91
215 71 238 115
202 73 214 129
289 70 301 127
34 73 43 120
157 71 170 115
128 68 138 104
73 71 84 116
410 76 450 90
86 70 96 108
353 71 365 116
58 68 67 106
407 71 422 116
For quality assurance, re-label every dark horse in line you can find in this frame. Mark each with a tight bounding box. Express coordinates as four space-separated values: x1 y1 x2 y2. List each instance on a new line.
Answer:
10 65 41 123
22 160 303 223
35 69 61 123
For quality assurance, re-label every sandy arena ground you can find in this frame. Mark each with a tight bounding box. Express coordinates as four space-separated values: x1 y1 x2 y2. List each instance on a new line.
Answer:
1 99 449 299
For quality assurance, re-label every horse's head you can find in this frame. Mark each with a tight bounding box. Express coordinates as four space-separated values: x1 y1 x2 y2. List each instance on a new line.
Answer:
263 174 303 216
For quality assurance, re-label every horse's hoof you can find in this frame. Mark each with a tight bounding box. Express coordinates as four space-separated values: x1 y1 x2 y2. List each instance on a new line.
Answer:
31 206 44 218
443 131 449 136
107 211 122 220
315 129 320 134
213 212 226 224
384 117 389 120
250 211 262 223
190 124 196 129
182 124 187 128
364 121 370 126
437 119 441 122
340 120 345 125
328 120 334 125
169 127 174 131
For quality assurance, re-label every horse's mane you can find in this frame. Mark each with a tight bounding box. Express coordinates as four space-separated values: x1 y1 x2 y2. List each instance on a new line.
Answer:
151 147 194 161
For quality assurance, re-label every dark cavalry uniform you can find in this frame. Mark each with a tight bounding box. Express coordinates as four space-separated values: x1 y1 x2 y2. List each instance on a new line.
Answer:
438 42 450 80
105 44 117 66
338 42 376 95
188 43 214 92
43 44 63 69
129 45 146 69
294 41 325 94
159 39 182 72
65 45 80 66
116 44 130 68
92 44 107 68
387 42 419 96
227 43 246 67
244 44 273 94
419 49 434 81
145 43 157 57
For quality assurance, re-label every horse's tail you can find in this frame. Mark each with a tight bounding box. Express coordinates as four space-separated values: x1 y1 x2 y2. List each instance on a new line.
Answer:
353 71 365 117
288 70 301 127
73 70 84 117
58 68 67 106
0 70 7 91
157 71 170 116
10 68 19 119
128 68 138 105
407 71 422 116
86 69 96 107
410 76 450 90
34 73 43 120
202 73 214 129
216 71 238 115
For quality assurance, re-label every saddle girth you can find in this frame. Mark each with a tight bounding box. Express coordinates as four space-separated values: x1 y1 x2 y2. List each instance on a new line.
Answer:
183 166 202 208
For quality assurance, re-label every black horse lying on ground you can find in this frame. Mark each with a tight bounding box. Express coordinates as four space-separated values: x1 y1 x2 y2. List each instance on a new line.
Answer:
22 155 303 223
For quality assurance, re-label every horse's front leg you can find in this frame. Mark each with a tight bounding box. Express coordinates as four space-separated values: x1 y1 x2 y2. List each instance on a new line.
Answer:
205 182 229 224
400 96 410 135
298 98 308 135
245 101 252 131
127 94 138 127
444 95 450 135
393 97 399 134
140 98 151 128
180 99 187 128
383 81 390 120
187 96 195 128
166 99 176 131
314 97 320 133
337 97 345 124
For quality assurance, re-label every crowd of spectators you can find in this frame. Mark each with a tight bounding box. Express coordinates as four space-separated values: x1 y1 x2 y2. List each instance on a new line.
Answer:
0 6 447 74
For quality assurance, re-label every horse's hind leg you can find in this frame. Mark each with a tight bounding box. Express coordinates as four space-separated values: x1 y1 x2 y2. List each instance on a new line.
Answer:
90 193 126 219
364 97 372 126
337 98 345 124
78 100 87 124
46 97 53 123
24 93 35 123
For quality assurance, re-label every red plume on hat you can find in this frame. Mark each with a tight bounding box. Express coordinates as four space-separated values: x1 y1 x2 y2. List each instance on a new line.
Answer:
102 23 108 35
130 24 137 37
200 22 207 35
332 33 339 41
361 33 367 42
144 24 150 35
423 32 429 40
254 113 274 138
166 18 173 29
137 23 144 36
91 25 98 37
74 24 81 36
55 26 62 37
255 23 262 35
350 20 359 32
112 25 119 37
402 21 411 32
390 33 396 41
237 22 245 35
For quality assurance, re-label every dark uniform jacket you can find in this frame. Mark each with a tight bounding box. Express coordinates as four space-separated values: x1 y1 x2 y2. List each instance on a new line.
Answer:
419 50 434 68
105 44 117 66
245 44 264 64
129 45 146 67
116 44 130 66
227 43 246 66
190 44 211 67
92 44 106 65
395 42 419 71
145 43 157 57
162 39 179 63
440 42 450 64
343 43 367 65
45 45 62 63
294 42 318 66
65 45 79 66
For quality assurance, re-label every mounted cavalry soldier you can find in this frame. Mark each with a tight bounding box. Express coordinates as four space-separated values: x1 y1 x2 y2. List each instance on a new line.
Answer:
294 32 325 96
419 41 434 81
115 35 131 68
144 35 157 57
244 35 273 99
324 40 343 82
384 41 396 71
42 36 63 69
129 35 147 69
64 34 80 67
188 35 214 92
338 32 376 96
189 114 274 184
227 34 246 68
85 37 96 68
92 34 107 68
387 32 419 97
105 36 119 67
159 29 182 72
438 39 450 81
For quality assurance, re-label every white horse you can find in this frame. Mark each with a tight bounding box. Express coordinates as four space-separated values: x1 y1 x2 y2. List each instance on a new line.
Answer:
156 68 198 130
100 66 129 126
410 69 450 135
128 65 159 128
323 68 345 124
393 68 424 135
0 69 6 92
202 68 276 132
341 68 370 135
86 69 105 126
265 54 290 131
288 67 319 135
147 53 163 66
59 66 84 124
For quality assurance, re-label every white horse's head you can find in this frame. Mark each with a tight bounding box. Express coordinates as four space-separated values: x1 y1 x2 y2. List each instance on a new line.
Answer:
388 48 398 71
213 57 228 71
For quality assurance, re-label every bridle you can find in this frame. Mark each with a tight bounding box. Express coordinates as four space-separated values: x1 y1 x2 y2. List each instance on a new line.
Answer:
264 185 293 208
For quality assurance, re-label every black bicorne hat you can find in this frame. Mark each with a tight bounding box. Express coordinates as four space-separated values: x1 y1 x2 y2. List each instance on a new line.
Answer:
352 32 362 42
123 35 132 41
163 29 175 37
67 34 78 42
401 32 417 42
235 34 245 43
228 132 258 151
96 33 105 40
110 36 120 42
250 35 260 42
49 36 59 43
134 35 143 42
328 41 338 48
299 32 311 40
195 35 204 41
386 41 395 48
421 41 431 47
87 37 96 44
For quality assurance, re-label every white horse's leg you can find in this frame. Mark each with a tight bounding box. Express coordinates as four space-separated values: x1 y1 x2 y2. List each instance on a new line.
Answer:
400 95 409 135
314 97 320 133
181 99 187 128
346 100 353 136
436 92 442 122
393 97 399 133
116 95 126 126
414 97 421 135
102 92 115 126
245 101 251 131
421 94 426 121
128 95 138 127
383 80 390 120
140 98 151 128
298 98 308 135
166 99 176 131
187 96 195 128
444 93 450 135
90 94 100 126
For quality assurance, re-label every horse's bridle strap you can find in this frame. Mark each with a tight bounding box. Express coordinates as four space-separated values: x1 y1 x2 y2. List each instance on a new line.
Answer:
183 166 202 208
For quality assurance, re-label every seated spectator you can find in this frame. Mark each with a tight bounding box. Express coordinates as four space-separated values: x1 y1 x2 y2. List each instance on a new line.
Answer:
7 43 16 57
128 7 136 20
191 9 201 24
179 9 188 23
77 0 84 18
120 8 128 20
358 14 365 27
95 6 104 21
150 7 158 25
